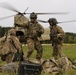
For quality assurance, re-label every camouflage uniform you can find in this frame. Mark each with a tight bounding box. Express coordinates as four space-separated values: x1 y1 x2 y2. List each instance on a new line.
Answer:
14 12 44 61
48 18 65 60
25 21 44 61
0 29 23 63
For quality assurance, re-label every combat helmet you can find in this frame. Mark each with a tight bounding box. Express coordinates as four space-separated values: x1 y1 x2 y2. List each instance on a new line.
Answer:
30 12 37 19
48 18 58 25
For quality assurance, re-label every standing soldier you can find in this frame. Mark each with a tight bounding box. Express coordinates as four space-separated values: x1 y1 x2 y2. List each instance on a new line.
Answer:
48 18 65 60
14 12 44 61
0 28 23 63
24 12 44 62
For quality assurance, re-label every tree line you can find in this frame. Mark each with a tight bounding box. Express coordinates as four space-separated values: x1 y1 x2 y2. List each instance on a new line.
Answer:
0 26 76 44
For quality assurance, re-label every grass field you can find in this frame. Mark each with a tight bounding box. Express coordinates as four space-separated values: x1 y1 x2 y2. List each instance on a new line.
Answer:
0 44 76 75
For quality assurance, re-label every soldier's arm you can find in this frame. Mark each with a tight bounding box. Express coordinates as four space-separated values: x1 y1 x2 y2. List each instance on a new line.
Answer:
38 23 44 34
57 26 65 38
0 36 6 43
11 36 22 52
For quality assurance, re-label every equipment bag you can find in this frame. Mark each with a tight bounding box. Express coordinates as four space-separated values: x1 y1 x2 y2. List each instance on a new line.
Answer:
18 61 42 75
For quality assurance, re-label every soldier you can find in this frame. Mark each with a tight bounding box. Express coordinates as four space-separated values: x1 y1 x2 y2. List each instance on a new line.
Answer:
0 28 23 63
14 12 44 60
24 12 44 62
48 18 65 60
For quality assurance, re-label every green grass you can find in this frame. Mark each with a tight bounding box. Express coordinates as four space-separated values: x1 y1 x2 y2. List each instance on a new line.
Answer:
23 44 76 61
63 44 76 61
0 44 76 75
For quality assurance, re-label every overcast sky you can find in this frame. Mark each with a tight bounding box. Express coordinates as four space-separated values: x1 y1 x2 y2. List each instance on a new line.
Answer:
0 0 76 33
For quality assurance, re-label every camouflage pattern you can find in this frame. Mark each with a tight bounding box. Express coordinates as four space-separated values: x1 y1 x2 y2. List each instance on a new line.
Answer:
42 59 60 74
0 29 23 63
72 60 76 69
56 57 72 71
49 25 65 60
27 21 44 38
25 21 44 61
73 60 76 66
42 57 73 74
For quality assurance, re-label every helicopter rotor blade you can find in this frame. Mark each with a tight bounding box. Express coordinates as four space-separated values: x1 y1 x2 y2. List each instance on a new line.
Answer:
38 20 48 23
35 12 69 15
15 7 29 23
38 19 76 24
0 2 20 13
23 7 29 14
0 14 16 21
58 20 76 24
25 12 69 15
0 7 29 21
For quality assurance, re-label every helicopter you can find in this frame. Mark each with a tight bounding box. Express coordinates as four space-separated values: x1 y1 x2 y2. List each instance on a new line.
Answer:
0 2 73 42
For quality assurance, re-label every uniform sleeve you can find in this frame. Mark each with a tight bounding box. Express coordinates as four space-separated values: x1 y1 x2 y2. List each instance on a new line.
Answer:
11 36 22 52
0 36 6 43
57 26 65 38
38 23 44 34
